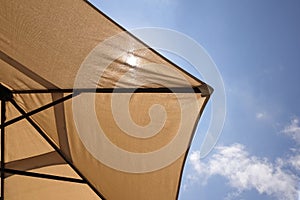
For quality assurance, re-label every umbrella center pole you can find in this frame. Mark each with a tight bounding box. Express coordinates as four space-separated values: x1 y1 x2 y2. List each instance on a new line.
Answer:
0 84 12 200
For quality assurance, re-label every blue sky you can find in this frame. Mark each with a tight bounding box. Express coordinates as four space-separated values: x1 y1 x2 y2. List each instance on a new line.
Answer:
89 0 300 199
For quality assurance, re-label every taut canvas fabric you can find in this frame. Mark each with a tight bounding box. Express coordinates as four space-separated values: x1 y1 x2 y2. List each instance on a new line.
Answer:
0 0 212 199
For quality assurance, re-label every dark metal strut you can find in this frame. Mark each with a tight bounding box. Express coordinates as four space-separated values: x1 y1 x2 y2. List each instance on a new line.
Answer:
11 86 204 94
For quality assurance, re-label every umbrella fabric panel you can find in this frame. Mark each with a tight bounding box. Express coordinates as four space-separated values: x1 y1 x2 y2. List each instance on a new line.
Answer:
4 118 54 163
63 92 206 200
0 59 45 91
5 173 100 200
0 0 203 90
0 0 113 89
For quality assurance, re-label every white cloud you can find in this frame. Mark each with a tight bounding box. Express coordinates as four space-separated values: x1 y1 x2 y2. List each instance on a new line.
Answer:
288 155 300 172
255 111 272 120
188 144 299 200
224 190 243 200
282 117 300 144
256 112 265 119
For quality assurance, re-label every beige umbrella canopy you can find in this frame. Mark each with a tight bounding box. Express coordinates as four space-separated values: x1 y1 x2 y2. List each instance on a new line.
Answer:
0 0 212 199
